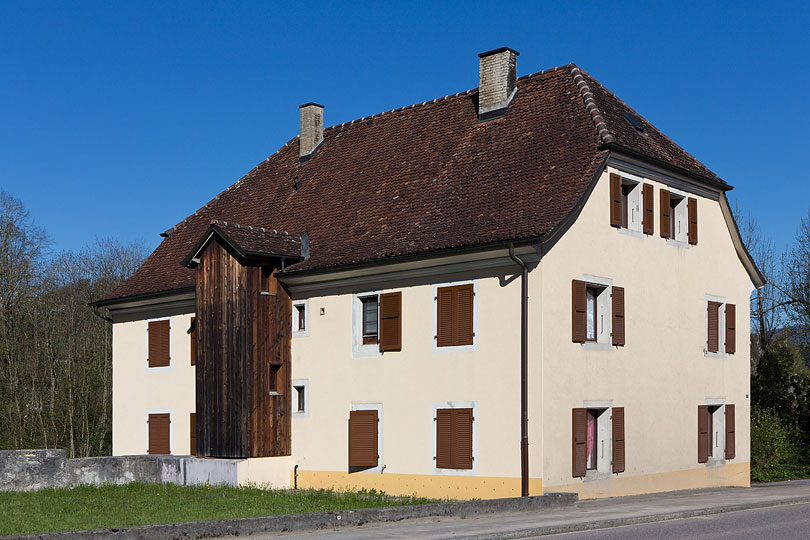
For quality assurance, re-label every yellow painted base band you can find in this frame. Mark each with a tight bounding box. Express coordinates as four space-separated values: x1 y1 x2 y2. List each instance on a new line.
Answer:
546 462 751 500
292 470 543 500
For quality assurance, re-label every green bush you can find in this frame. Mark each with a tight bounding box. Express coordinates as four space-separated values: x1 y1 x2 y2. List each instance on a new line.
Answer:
750 406 804 482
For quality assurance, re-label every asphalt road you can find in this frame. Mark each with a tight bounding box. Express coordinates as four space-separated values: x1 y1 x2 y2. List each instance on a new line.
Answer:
542 502 810 540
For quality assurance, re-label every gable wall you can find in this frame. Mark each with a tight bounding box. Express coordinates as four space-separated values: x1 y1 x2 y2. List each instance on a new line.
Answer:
536 163 752 497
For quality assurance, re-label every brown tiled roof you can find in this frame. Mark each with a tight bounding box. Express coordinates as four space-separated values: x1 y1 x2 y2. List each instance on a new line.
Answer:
96 64 726 305
183 220 303 264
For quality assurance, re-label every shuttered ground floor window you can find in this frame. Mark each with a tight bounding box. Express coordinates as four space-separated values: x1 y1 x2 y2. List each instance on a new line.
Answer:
435 408 474 470
349 408 379 471
148 413 171 455
698 404 735 463
572 407 624 477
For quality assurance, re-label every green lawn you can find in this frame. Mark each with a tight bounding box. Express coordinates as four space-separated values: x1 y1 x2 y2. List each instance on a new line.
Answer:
0 483 436 536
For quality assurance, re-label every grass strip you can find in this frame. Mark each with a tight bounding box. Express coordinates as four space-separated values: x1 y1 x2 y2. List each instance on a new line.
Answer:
0 483 436 535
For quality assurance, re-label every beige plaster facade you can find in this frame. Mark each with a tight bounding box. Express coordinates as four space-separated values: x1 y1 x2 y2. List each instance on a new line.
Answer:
109 156 755 499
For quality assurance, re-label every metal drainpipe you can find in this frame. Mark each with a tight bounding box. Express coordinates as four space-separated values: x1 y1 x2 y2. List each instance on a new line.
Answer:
508 243 529 497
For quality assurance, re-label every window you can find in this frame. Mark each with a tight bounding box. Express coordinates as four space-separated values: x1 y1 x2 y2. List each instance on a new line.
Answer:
661 190 697 244
435 284 475 347
268 364 283 394
260 266 273 293
435 408 474 470
147 413 171 454
609 173 651 234
293 301 308 336
706 298 736 355
572 280 625 346
349 407 380 472
189 413 196 456
698 404 735 463
361 296 378 344
572 406 624 477
292 379 309 417
147 319 171 368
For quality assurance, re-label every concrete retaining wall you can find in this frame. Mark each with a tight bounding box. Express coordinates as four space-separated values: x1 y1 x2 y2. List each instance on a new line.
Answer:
0 449 241 492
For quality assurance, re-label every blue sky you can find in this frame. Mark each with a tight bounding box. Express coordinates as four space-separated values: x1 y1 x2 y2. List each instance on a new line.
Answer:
1 1 808 255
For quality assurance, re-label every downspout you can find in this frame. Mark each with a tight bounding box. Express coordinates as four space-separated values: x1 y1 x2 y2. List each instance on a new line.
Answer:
508 243 529 497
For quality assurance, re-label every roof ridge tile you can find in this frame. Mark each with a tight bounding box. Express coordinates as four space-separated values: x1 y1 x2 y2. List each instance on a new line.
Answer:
569 65 614 145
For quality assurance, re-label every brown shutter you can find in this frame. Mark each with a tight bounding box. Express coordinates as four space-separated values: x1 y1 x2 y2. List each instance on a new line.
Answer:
379 292 402 352
725 404 736 460
349 410 378 468
660 189 671 239
572 280 587 343
456 284 474 346
642 184 654 235
612 407 625 473
436 287 453 347
190 317 196 366
725 304 736 354
612 286 625 346
687 197 698 245
435 409 453 469
148 413 170 455
610 173 622 228
454 408 474 469
148 320 170 368
697 405 709 463
707 302 720 353
190 413 196 456
572 408 587 477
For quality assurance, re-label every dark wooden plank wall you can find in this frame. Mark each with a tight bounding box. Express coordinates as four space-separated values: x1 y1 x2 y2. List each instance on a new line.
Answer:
195 240 291 458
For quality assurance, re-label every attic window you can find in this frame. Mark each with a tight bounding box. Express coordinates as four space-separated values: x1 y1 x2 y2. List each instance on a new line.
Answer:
624 113 644 132
293 177 301 192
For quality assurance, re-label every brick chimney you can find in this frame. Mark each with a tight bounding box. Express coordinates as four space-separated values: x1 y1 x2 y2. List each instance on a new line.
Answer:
477 47 519 120
299 103 324 158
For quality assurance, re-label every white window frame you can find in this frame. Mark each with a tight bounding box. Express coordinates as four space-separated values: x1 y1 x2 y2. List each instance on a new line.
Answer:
292 300 309 338
292 379 309 418
432 280 479 353
581 275 613 351
350 403 383 473
352 291 382 358
665 187 689 246
432 401 478 476
582 400 613 477
617 172 644 236
705 398 726 464
145 408 173 455
705 294 727 357
145 317 172 372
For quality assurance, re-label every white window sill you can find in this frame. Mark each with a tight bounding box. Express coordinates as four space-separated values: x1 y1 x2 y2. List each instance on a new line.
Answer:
582 342 614 352
706 457 728 467
666 238 690 249
704 350 727 359
292 330 309 338
583 470 613 482
617 227 644 239
268 392 284 396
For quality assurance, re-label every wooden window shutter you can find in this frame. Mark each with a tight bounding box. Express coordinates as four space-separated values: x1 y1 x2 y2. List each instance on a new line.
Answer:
612 407 625 473
610 173 622 228
572 408 587 477
725 303 736 354
189 317 196 366
642 184 654 235
379 292 402 352
148 320 170 368
190 413 196 456
725 404 736 460
660 189 671 239
436 287 454 347
148 413 170 455
697 405 709 463
435 409 453 469
454 408 474 469
687 197 698 245
349 410 378 468
612 286 625 346
572 280 587 343
707 302 720 353
456 284 474 346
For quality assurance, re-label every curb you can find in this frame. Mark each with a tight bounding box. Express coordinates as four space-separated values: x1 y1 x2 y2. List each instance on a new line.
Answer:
3 492 577 540
455 495 810 540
